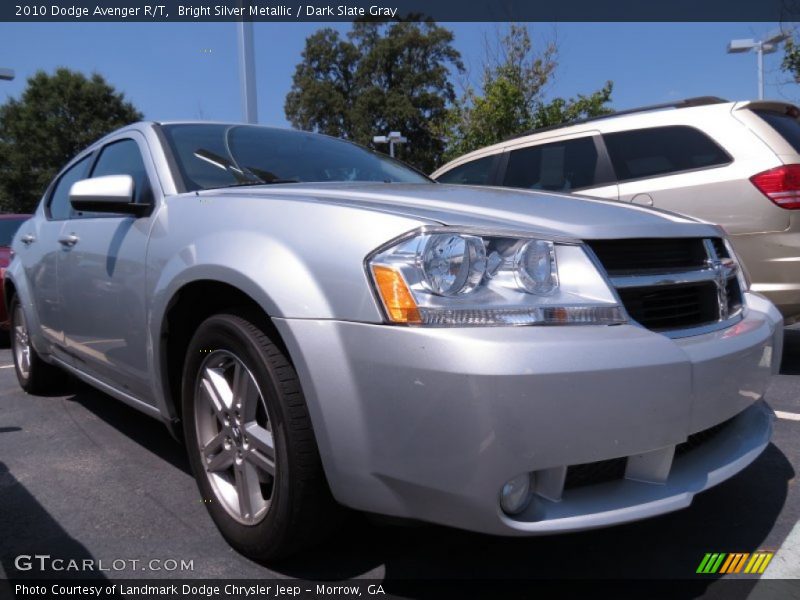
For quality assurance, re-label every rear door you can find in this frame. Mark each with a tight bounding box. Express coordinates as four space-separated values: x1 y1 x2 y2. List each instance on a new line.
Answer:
605 124 788 234
16 155 93 359
497 132 619 200
57 134 157 402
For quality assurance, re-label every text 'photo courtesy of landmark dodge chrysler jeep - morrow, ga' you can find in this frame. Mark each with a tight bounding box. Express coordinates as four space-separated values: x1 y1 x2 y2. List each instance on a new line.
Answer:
6 122 784 560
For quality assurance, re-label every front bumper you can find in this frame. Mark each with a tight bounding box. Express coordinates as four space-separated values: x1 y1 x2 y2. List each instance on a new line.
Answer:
273 292 782 536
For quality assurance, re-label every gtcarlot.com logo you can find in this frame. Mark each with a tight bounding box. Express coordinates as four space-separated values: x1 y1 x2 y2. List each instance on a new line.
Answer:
696 551 774 575
14 555 194 572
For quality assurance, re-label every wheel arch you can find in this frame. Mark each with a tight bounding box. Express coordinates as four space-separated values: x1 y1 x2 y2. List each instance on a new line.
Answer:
155 276 294 435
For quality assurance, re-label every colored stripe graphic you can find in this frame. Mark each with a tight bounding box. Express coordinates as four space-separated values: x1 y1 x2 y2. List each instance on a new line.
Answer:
698 552 773 575
744 552 774 574
697 553 727 574
719 553 749 574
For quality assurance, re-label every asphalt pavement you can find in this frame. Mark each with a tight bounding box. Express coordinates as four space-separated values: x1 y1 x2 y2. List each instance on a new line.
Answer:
0 330 798 597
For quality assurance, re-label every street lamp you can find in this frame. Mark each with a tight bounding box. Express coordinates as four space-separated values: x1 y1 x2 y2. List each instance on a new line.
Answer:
727 29 789 100
236 0 257 124
0 68 14 81
237 21 257 123
373 131 407 158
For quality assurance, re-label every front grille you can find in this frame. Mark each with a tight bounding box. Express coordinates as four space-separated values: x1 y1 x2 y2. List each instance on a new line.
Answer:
561 418 735 492
617 282 719 331
587 237 743 334
727 277 743 315
675 417 734 457
587 238 708 274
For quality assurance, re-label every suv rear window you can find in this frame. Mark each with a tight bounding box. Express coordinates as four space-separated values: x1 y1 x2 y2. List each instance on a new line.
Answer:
503 136 606 191
753 109 800 153
603 126 730 182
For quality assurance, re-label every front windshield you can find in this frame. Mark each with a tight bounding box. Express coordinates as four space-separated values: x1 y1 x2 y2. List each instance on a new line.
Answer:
161 124 430 191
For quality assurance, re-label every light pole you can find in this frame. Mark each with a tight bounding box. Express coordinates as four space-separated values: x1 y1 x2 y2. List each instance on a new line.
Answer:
0 68 14 81
373 131 407 158
236 0 257 125
727 30 789 100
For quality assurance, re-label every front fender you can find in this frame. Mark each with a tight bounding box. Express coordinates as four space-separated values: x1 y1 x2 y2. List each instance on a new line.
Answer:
144 196 431 425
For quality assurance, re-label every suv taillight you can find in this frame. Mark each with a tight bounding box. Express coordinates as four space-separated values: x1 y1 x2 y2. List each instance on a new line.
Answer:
750 164 800 209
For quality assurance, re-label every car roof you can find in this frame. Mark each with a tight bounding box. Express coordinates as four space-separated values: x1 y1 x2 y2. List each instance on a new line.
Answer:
432 97 800 177
0 214 31 219
507 96 729 140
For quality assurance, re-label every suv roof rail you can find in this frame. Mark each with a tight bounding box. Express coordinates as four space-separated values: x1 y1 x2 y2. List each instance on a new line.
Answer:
506 96 729 141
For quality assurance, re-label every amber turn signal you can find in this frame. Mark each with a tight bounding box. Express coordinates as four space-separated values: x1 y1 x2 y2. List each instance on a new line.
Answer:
371 265 422 324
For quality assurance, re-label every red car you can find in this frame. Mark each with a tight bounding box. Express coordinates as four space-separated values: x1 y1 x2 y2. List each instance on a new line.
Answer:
0 214 31 329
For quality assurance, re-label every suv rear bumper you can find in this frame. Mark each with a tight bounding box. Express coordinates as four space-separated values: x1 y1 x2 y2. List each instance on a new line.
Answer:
274 292 781 535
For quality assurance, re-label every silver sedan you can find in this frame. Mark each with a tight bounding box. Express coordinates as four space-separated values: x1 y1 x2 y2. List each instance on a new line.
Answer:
5 122 783 559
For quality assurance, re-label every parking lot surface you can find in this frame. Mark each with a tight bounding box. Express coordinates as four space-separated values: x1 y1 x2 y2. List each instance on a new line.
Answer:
0 330 799 596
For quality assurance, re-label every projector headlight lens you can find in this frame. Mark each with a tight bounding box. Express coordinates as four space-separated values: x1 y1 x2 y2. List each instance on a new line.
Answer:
515 239 558 295
421 233 487 296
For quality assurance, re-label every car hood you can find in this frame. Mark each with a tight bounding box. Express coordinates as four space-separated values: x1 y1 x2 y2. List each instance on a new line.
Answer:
204 182 720 240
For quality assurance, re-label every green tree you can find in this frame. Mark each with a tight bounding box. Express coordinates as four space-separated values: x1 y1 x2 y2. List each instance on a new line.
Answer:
782 37 800 83
285 19 464 173
0 68 142 213
442 25 613 161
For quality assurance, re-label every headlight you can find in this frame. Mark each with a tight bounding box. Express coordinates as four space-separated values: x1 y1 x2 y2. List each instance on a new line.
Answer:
367 227 626 326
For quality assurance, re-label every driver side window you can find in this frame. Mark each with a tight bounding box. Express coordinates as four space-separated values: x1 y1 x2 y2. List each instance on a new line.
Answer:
47 155 92 221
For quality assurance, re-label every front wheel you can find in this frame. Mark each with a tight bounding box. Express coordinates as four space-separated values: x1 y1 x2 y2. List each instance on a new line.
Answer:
181 312 340 560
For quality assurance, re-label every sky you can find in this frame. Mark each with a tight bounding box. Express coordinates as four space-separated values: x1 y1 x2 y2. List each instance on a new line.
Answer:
0 21 796 128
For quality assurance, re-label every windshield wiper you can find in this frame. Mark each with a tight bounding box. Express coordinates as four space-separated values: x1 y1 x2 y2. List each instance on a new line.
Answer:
193 148 264 184
212 179 300 189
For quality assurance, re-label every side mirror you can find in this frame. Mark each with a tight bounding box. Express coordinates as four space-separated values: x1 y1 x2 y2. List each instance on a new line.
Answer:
69 175 151 217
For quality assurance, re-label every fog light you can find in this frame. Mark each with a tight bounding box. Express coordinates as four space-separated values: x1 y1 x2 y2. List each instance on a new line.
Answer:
499 473 533 515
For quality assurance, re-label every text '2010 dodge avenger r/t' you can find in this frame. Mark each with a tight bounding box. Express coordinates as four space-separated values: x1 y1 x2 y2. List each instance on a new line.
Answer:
5 122 784 559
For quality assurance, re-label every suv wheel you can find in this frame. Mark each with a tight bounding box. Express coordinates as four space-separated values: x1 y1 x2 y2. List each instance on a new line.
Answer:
182 312 340 560
9 295 69 394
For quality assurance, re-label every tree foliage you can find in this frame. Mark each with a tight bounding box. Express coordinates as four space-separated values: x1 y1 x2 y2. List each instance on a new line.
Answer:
442 25 613 162
0 68 142 213
285 19 464 173
782 37 800 83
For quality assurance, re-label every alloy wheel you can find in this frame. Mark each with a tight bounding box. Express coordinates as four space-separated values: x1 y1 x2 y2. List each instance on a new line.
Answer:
194 350 276 525
12 303 31 380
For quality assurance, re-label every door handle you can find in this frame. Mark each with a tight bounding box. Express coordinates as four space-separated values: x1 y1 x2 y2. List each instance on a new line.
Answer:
20 234 36 245
58 233 80 247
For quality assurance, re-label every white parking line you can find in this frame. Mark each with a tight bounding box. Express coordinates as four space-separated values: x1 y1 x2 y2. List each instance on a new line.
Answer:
775 410 800 421
757 520 800 580
0 364 13 369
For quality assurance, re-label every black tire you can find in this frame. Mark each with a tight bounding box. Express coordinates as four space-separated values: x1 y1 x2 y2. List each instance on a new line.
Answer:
9 295 70 395
181 312 341 560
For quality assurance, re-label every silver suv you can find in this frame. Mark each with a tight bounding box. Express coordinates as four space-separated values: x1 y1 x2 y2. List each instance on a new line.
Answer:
433 97 800 322
7 122 782 559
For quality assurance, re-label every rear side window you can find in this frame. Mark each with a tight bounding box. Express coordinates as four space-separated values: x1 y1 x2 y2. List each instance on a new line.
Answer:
435 155 495 185
753 109 800 153
604 126 730 182
503 136 605 191
48 155 92 220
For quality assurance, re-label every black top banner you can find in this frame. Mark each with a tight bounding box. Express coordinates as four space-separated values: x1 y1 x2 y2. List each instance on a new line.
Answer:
2 0 800 22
